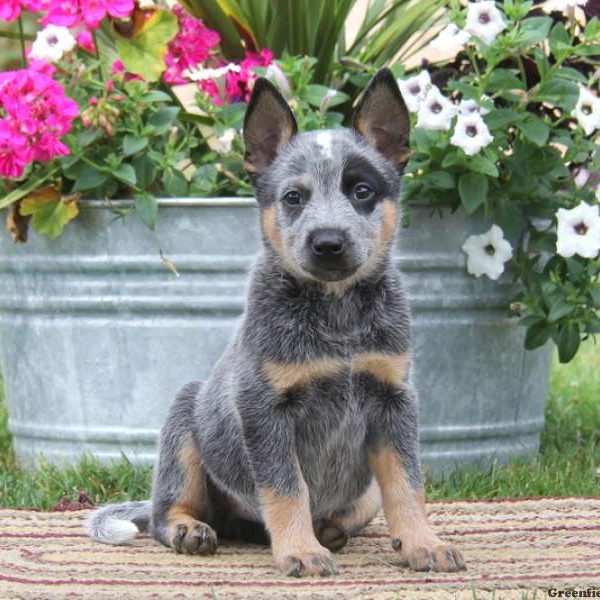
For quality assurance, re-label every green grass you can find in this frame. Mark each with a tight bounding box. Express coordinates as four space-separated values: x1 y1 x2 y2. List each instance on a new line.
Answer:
0 344 598 509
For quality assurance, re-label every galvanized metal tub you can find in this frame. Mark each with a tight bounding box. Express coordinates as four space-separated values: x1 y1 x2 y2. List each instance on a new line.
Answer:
0 199 551 472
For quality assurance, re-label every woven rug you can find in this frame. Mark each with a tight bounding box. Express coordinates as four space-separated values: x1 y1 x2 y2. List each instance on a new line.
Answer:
0 497 598 599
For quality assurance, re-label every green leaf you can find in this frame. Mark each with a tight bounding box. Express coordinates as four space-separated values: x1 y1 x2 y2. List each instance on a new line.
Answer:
574 44 600 56
467 155 499 178
485 69 525 94
135 192 158 229
148 106 180 135
517 114 549 147
549 22 572 60
458 172 488 214
20 187 79 239
484 109 521 130
190 164 219 195
133 155 157 190
534 78 579 111
72 167 108 192
557 323 580 363
115 9 178 82
141 90 173 103
441 153 465 168
77 129 101 148
495 202 523 239
548 298 574 322
162 169 188 197
425 171 455 189
114 163 137 187
524 321 551 350
518 16 553 47
123 136 149 157
304 84 349 108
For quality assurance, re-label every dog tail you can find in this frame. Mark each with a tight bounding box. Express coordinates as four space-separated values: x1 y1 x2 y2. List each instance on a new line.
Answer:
86 500 151 545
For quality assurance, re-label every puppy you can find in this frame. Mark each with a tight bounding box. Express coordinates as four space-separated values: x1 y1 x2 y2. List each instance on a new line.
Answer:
87 69 466 577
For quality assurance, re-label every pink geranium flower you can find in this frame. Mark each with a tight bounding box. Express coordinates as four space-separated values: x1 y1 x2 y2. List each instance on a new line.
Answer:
199 49 274 105
43 0 134 30
76 30 96 54
164 6 220 85
226 49 273 103
0 120 32 178
0 68 79 178
0 0 46 22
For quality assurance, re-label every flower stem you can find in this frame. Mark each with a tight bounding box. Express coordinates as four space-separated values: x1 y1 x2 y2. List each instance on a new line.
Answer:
17 17 27 67
92 30 105 80
0 29 34 41
0 167 59 210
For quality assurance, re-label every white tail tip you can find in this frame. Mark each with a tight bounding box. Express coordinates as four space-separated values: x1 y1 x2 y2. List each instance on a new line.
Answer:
87 516 139 545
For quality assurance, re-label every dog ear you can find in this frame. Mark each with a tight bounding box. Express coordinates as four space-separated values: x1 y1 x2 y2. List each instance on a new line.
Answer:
243 78 298 176
352 68 411 171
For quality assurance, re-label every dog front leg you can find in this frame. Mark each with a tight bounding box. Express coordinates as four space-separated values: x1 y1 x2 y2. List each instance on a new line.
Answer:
238 395 337 577
369 385 467 572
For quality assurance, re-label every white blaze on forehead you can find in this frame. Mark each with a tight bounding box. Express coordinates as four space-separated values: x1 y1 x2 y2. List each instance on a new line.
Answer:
315 131 334 158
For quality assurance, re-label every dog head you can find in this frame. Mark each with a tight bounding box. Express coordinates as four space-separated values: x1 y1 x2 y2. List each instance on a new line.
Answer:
243 69 410 285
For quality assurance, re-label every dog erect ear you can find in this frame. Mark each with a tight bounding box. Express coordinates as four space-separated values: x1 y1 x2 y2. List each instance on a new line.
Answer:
243 77 298 176
352 68 411 171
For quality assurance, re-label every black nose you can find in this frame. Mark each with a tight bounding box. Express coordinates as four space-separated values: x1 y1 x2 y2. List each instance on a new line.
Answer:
310 229 347 257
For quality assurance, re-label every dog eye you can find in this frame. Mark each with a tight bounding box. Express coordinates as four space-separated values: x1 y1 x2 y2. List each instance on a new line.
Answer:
354 183 374 201
283 190 301 206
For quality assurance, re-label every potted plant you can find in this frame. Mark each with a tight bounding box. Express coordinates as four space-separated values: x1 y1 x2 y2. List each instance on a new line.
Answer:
0 0 597 472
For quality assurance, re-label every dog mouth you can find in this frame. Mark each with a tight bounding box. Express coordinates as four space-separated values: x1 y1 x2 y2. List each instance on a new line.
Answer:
303 264 360 282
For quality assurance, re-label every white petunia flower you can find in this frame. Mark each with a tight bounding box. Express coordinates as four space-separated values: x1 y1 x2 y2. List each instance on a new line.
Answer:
450 113 494 155
214 128 236 154
458 95 492 116
573 167 590 189
429 23 471 55
596 184 600 202
556 201 600 259
30 25 76 63
416 86 457 131
462 225 513 280
138 0 156 8
572 87 600 136
397 70 432 113
185 63 241 81
465 1 507 45
545 0 588 11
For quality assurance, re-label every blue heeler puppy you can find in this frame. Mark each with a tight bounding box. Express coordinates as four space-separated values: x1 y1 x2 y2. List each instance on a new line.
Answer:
87 69 466 577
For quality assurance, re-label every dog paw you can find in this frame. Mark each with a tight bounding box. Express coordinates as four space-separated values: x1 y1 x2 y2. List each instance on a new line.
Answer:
402 541 466 572
171 521 217 555
277 550 339 577
315 525 349 553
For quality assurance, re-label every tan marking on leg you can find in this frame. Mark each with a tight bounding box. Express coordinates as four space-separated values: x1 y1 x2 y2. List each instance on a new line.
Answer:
368 448 466 572
165 437 217 555
172 436 205 518
353 352 410 388
261 463 337 576
263 357 347 393
331 477 382 533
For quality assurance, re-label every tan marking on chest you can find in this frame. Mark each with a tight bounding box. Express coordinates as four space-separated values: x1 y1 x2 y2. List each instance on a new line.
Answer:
353 351 410 388
264 351 409 392
264 357 346 392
